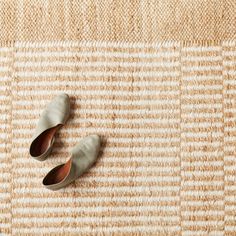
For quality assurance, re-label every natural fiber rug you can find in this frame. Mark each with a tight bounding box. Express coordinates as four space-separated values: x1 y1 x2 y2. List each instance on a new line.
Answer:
1 0 236 235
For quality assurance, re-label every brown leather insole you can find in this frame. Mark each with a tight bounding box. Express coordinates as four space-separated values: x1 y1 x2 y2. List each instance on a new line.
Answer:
43 159 72 185
30 124 62 157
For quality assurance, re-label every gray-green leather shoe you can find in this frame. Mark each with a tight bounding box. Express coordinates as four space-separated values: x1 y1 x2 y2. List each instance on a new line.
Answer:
29 93 70 161
42 134 101 191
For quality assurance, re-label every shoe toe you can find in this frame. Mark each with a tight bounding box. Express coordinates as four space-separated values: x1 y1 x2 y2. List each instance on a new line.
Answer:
85 134 101 154
72 134 101 160
55 93 70 108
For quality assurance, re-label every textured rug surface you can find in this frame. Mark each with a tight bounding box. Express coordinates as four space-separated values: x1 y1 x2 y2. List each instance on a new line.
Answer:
1 1 236 235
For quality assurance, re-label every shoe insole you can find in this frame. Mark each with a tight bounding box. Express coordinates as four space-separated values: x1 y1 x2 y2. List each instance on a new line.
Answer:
43 159 72 185
30 124 62 157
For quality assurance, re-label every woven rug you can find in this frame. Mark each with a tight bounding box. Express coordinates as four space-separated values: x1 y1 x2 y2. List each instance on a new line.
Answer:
1 0 236 235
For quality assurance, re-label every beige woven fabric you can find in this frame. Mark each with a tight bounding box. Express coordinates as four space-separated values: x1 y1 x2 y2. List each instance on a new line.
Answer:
0 1 236 235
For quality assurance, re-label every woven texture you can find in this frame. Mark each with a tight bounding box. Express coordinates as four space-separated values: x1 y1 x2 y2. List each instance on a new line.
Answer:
1 1 236 235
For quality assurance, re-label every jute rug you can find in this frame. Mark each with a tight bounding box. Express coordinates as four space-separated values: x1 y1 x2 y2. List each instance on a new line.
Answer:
1 0 236 235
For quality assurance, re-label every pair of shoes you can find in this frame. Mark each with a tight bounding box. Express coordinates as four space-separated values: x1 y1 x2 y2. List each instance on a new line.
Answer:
29 93 101 191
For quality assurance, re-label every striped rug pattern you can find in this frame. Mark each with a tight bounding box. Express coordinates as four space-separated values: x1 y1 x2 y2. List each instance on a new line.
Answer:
0 40 236 235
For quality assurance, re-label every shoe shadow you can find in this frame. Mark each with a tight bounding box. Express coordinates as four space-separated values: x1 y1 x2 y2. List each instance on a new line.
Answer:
95 134 107 164
68 95 78 121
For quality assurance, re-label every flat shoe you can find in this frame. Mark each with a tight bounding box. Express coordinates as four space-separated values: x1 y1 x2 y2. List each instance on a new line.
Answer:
42 134 101 191
29 93 70 161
